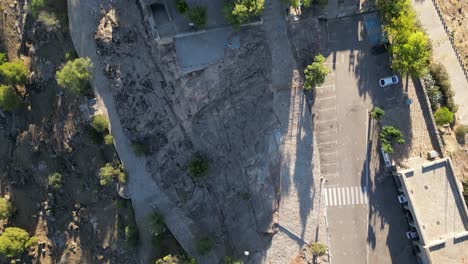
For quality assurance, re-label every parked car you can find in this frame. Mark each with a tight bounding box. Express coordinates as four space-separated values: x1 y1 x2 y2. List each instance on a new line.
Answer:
406 230 419 240
398 194 407 204
371 44 387 55
381 147 392 168
379 75 399 87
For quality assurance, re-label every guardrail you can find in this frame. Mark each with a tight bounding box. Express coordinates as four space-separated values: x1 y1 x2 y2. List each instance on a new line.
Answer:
430 0 468 82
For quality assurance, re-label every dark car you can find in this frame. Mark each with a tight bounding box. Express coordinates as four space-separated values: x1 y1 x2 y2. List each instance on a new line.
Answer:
371 44 387 55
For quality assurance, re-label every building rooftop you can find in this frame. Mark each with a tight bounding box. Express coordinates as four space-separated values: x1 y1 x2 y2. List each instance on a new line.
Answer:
398 157 468 263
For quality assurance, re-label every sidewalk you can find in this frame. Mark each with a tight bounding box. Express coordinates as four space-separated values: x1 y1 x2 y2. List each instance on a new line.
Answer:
411 0 468 124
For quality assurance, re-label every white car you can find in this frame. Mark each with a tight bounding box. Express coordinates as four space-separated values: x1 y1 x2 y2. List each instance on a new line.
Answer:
379 75 399 87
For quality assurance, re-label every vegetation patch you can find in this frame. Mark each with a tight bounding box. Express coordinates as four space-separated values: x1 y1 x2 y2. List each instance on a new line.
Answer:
48 172 63 189
99 162 126 186
371 107 385 120
0 59 29 86
379 126 405 154
155 254 196 264
56 57 93 95
224 0 264 28
304 54 329 90
186 6 207 28
189 153 209 178
0 227 37 259
196 236 214 255
0 198 13 220
310 242 327 256
433 107 454 126
0 85 21 112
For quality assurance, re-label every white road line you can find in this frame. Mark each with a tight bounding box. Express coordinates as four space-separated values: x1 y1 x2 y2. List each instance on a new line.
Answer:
337 188 342 206
350 187 355 205
333 188 337 207
324 189 329 206
354 186 359 204
316 84 335 89
317 141 338 146
359 188 364 204
317 107 337 112
316 96 336 101
346 187 350 205
364 187 368 204
317 129 338 134
342 187 347 205
329 188 334 206
320 151 337 156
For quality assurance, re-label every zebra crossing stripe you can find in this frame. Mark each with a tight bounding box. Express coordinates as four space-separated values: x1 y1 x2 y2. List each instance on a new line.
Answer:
324 186 369 207
333 188 337 206
324 189 329 206
337 187 342 205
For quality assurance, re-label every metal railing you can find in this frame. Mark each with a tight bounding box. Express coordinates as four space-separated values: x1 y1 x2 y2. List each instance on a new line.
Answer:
430 0 468 82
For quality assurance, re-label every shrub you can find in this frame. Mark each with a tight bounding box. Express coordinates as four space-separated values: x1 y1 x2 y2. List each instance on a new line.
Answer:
304 54 329 90
429 62 456 112
132 143 145 156
48 172 62 189
99 162 126 186
37 11 60 30
455 125 468 139
196 237 214 255
189 154 208 178
148 213 166 237
0 85 21 111
91 114 108 133
30 0 46 17
380 126 405 154
0 59 28 86
310 242 327 256
0 53 6 65
187 6 207 28
155 254 197 264
104 134 114 145
87 126 103 144
56 57 93 95
0 227 37 258
371 107 385 120
175 0 189 14
0 198 13 220
125 224 139 245
224 0 264 27
221 256 241 264
433 107 454 126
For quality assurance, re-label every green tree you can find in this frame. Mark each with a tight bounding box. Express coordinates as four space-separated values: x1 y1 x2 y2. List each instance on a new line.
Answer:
48 172 62 189
99 162 126 186
0 198 13 220
304 54 329 90
189 154 208 178
155 254 197 264
221 256 241 264
380 126 405 154
175 0 189 14
148 213 166 237
371 107 385 120
91 114 109 133
104 134 114 145
125 224 139 246
0 85 21 111
0 227 37 258
224 0 264 27
433 107 454 125
0 53 6 65
132 143 145 156
455 125 468 139
196 237 214 256
310 242 327 256
56 57 93 94
0 59 28 86
187 6 207 28
30 0 46 17
391 31 429 77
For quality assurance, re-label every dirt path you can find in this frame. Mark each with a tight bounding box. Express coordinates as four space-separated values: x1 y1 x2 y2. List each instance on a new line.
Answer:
263 0 323 262
410 0 468 124
66 1 219 263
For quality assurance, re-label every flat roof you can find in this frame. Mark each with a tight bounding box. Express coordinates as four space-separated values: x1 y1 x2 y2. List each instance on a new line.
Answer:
398 157 468 263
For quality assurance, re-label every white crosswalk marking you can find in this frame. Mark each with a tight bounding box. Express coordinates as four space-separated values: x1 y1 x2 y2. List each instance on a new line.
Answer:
324 186 368 207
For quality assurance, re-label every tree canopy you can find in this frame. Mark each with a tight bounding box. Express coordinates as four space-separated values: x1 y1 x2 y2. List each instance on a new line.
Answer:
56 57 93 94
0 85 21 112
0 59 28 86
391 31 430 77
91 114 109 133
224 0 264 27
189 154 208 178
0 227 37 258
379 126 405 154
0 198 13 220
99 162 126 186
304 54 329 90
433 107 454 125
155 254 197 264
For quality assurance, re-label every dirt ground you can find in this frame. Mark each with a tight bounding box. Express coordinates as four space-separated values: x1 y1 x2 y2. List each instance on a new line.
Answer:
0 0 176 262
436 0 468 69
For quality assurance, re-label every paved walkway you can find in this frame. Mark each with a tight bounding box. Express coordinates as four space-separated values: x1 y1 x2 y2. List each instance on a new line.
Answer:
411 0 468 124
67 1 219 263
262 0 324 262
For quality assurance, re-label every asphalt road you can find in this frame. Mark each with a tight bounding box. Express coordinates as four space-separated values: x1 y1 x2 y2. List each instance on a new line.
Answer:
316 15 418 264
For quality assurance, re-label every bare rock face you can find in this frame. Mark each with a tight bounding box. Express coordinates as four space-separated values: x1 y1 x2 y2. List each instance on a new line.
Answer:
96 6 281 257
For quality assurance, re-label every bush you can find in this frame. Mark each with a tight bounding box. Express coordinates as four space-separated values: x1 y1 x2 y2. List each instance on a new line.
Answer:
455 125 468 139
0 59 28 86
196 237 214 255
148 213 166 237
310 242 327 256
91 114 108 133
433 107 454 126
99 162 126 186
48 172 62 189
380 126 405 154
0 227 37 258
132 143 145 156
125 225 139 246
30 0 46 17
224 0 264 27
0 198 13 220
429 62 456 112
304 54 329 90
37 11 60 30
155 254 197 264
221 256 241 264
56 57 93 95
187 6 207 28
423 74 442 110
189 154 208 178
0 85 21 111
87 126 103 144
175 0 189 14
371 107 385 120
104 134 114 145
